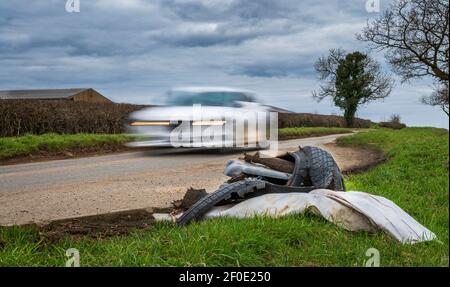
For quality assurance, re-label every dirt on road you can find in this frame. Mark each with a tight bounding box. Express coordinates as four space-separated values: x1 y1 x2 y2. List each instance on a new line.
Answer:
322 143 385 174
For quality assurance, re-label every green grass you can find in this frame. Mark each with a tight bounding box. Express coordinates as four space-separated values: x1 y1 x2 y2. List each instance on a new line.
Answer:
278 127 353 139
0 127 448 266
0 133 134 160
0 128 352 161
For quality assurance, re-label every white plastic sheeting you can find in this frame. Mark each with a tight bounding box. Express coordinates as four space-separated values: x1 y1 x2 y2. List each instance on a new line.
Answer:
154 190 436 244
203 190 436 244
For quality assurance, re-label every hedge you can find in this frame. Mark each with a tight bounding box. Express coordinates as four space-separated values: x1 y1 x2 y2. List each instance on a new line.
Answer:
278 112 371 128
0 100 145 136
0 100 372 137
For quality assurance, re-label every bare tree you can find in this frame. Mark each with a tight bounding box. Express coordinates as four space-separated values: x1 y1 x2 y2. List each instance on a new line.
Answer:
389 114 401 124
421 81 449 115
358 0 448 81
358 0 449 114
313 49 394 127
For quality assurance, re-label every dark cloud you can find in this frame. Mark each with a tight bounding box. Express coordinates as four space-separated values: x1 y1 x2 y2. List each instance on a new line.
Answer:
230 60 315 78
160 0 299 21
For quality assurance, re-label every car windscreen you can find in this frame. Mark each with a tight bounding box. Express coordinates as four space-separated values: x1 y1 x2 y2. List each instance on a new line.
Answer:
167 91 255 106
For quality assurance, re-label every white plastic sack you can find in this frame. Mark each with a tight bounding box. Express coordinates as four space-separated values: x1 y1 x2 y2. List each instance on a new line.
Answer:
153 190 436 244
202 190 436 244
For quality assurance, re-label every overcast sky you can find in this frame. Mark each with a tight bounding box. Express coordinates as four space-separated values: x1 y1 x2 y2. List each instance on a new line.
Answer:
0 0 448 128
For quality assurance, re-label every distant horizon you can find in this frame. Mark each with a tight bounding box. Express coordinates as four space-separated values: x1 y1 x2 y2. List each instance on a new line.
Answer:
1 0 448 128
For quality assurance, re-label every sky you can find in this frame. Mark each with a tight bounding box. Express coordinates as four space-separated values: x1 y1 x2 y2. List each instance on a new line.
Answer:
0 0 448 128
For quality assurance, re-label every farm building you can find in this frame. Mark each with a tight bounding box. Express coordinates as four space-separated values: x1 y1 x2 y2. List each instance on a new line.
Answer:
0 88 112 103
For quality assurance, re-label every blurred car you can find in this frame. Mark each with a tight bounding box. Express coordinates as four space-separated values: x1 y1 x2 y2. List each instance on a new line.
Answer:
127 87 274 149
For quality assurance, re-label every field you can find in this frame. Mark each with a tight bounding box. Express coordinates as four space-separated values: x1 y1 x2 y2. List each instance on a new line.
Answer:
0 127 448 266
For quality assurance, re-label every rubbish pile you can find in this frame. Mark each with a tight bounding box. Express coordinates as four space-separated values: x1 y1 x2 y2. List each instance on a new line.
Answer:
176 146 345 226
156 146 436 244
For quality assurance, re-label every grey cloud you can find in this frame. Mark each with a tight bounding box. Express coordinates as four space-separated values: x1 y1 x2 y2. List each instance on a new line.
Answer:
229 59 315 78
0 0 447 127
153 19 294 47
160 0 299 21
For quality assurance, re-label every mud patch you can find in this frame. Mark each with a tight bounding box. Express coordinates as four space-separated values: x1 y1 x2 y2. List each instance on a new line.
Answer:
35 188 205 242
172 187 208 210
38 208 159 243
321 143 386 174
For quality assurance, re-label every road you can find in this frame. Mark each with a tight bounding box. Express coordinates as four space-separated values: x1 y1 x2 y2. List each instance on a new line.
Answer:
0 134 351 225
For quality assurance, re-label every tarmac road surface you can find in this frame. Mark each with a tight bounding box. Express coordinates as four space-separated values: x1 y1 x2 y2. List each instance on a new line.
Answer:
0 133 351 225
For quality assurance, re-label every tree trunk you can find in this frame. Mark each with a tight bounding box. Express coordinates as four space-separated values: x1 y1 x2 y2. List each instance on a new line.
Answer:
344 106 357 127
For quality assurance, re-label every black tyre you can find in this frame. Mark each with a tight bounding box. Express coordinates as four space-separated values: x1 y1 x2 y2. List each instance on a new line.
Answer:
303 146 345 191
176 178 267 226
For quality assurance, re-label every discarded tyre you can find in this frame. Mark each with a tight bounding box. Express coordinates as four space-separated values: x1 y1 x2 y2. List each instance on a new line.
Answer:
176 178 267 226
176 146 345 226
289 146 345 191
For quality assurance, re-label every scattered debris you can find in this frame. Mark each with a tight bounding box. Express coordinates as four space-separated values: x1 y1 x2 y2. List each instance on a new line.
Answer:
225 159 291 180
226 173 247 183
177 146 345 226
242 152 295 173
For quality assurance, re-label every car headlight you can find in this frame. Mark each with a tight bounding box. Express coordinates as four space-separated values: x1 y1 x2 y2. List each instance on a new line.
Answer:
129 121 171 126
192 120 227 126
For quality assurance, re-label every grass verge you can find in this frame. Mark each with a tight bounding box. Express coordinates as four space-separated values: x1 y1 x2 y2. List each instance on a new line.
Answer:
0 133 134 161
0 128 352 162
0 127 448 266
278 127 353 140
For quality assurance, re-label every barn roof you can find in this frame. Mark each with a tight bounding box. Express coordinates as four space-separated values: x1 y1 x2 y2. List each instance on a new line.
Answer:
0 88 91 100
